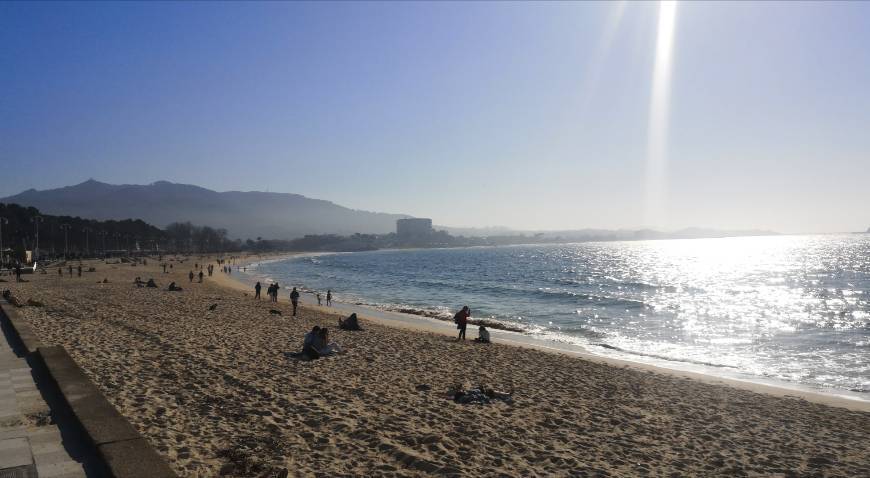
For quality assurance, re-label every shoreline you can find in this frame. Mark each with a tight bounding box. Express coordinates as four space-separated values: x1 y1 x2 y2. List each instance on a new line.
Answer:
6 255 870 475
219 253 870 412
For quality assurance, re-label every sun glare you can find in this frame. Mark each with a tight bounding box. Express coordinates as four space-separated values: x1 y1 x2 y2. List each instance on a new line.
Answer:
645 0 678 228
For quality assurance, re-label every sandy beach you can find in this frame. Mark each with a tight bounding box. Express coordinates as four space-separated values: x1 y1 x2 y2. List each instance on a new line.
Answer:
3 256 869 477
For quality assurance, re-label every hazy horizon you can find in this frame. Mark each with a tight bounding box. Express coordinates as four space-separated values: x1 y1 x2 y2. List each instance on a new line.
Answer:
2 2 869 234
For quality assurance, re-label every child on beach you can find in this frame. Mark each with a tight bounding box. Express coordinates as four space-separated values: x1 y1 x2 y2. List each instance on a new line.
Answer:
474 325 491 343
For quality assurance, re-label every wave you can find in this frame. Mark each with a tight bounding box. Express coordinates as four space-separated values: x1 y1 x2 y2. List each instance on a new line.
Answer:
590 343 738 369
533 289 650 309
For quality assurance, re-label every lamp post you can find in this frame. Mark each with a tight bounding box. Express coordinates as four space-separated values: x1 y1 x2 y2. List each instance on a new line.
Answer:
0 217 7 267
59 223 71 259
82 227 91 257
99 231 107 257
31 216 44 262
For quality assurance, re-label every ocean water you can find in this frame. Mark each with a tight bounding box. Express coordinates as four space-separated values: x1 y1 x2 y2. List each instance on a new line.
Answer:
247 234 870 396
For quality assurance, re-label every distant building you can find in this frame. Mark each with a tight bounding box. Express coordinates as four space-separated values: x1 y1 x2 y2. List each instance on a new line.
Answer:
397 218 433 241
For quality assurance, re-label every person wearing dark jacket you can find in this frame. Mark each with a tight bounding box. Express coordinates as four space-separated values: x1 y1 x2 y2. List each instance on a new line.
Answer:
290 287 300 316
454 306 471 341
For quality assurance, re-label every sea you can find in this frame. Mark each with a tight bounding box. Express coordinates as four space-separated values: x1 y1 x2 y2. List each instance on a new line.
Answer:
244 234 870 398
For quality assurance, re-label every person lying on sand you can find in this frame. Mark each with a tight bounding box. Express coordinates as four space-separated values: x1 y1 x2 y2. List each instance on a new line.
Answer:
167 282 183 292
338 313 362 331
474 325 491 344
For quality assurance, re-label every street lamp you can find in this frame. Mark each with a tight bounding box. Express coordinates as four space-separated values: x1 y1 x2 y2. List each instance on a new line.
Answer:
60 223 71 259
0 217 7 267
98 231 108 256
31 216 44 262
82 227 91 257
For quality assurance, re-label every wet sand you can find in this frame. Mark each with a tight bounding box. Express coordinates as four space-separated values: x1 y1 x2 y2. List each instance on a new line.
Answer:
4 256 870 476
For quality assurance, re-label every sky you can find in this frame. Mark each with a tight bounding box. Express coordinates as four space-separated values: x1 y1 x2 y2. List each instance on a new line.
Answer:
1 1 869 233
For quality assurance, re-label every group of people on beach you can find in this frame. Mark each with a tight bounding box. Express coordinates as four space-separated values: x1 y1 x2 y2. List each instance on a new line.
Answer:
295 325 342 360
454 305 490 343
254 282 333 317
56 264 83 278
316 290 332 306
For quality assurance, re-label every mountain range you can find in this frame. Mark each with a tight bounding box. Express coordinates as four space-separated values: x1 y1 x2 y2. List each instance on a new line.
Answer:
1 180 409 239
2 180 780 241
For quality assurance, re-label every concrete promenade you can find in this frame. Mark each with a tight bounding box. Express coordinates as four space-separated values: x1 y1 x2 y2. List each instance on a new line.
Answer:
0 323 91 477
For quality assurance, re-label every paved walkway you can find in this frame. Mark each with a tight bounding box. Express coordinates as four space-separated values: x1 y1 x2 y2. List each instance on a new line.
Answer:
0 325 89 477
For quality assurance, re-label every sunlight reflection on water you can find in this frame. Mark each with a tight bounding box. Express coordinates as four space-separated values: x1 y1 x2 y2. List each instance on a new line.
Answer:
253 234 870 394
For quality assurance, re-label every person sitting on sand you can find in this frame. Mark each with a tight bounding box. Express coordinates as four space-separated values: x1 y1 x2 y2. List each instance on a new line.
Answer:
338 313 362 331
168 281 183 291
301 326 321 359
134 276 143 287
474 325 491 343
316 328 342 356
454 306 471 341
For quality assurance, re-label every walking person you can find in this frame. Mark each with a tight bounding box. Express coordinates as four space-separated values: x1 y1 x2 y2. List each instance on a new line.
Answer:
454 306 471 341
316 293 322 306
198 271 204 283
254 281 262 299
189 270 194 282
14 264 21 282
290 287 300 316
326 290 332 307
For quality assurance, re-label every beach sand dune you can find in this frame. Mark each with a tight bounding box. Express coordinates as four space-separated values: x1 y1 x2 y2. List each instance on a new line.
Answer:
5 258 870 476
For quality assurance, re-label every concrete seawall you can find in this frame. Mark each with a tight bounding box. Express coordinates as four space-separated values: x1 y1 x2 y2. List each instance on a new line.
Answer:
0 300 176 478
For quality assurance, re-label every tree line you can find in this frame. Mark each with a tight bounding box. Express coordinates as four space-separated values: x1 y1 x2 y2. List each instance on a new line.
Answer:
0 203 244 263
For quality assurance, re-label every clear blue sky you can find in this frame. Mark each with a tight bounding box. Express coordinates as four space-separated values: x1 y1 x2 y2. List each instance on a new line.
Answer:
2 1 868 233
